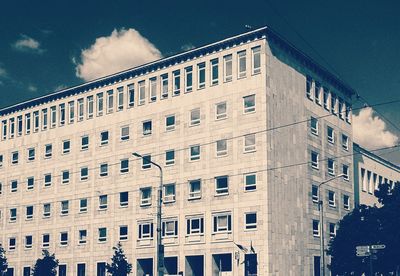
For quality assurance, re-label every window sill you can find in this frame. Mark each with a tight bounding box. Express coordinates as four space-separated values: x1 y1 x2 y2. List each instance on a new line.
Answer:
188 196 201 201
215 192 229 197
243 149 256 154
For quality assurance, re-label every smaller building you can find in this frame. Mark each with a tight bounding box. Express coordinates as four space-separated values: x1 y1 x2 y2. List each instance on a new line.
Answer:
353 143 400 206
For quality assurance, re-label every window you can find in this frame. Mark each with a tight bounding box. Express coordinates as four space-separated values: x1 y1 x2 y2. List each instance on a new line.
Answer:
77 264 86 276
61 200 69 215
343 195 350 210
173 70 180 95
11 180 18 192
0 155 2 167
9 237 16 250
140 187 152 206
128 83 135 107
42 109 48 130
345 105 352 123
143 120 152 136
77 99 84 121
161 74 168 98
329 223 336 238
198 62 206 89
338 99 344 120
215 102 227 120
149 77 157 101
87 95 94 118
9 118 15 138
120 126 129 141
25 235 33 249
244 134 256 152
99 195 108 210
9 208 17 221
328 191 336 207
80 167 89 181
17 115 23 135
97 92 104 116
327 159 335 176
342 134 349 150
245 173 256 191
315 82 321 105
97 263 106 276
27 177 34 190
43 203 51 218
327 127 335 144
107 90 114 113
190 145 200 161
165 150 175 166
215 176 229 195
25 114 31 134
42 234 50 248
1 120 7 139
252 46 261 74
98 227 107 242
223 54 232 82
312 185 319 203
311 151 319 169
62 170 70 184
185 66 193 92
43 173 51 187
323 89 330 110
138 222 154 239
100 131 109 145
120 159 129 173
119 226 128 241
216 139 227 157
26 206 34 220
117 86 124 110
164 184 176 203
342 165 349 181
165 115 175 131
59 103 66 125
79 198 88 213
243 95 255 113
33 111 39 131
210 58 219 85
238 50 247 78
190 108 200 126
81 135 89 150
78 230 87 244
68 101 75 123
312 220 320 237
120 192 129 207
99 163 108 177
331 93 337 114
62 140 70 154
23 267 31 276
27 148 35 161
60 232 68 246
186 216 204 235
142 154 151 169
11 151 18 164
139 81 146 105
245 212 257 230
213 213 232 233
189 179 201 199
310 117 318 135
162 220 178 237
45 144 52 158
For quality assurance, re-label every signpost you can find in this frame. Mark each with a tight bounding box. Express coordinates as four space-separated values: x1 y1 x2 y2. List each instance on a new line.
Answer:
355 244 385 276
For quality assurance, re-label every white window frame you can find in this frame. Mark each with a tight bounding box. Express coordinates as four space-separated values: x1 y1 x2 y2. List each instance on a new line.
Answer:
215 102 227 120
87 96 94 119
163 184 176 203
41 110 48 130
60 232 68 246
99 195 108 210
80 167 89 181
186 216 204 235
79 198 88 213
310 117 318 135
252 46 261 75
243 95 255 113
27 177 34 190
138 81 146 105
100 131 109 146
328 191 336 207
312 220 320 237
342 134 349 151
42 234 50 248
210 58 219 86
244 134 256 153
99 163 108 177
59 103 66 126
138 222 153 239
68 101 75 123
190 145 200 161
97 92 104 116
215 176 229 196
197 63 206 89
343 195 350 210
165 150 175 166
26 206 33 220
44 144 52 158
149 77 157 102
119 226 128 241
120 126 129 141
328 159 335 176
78 229 87 244
10 180 18 193
62 140 71 154
342 165 349 181
213 212 232 233
44 173 52 187
223 54 232 82
188 179 201 200
327 127 335 144
62 170 70 184
140 187 152 206
117 86 124 110
162 219 178 237
120 159 129 173
161 74 169 98
216 139 227 157
244 173 256 191
312 185 319 203
311 151 319 169
77 99 84 121
238 50 247 78
98 227 107 243
81 135 89 150
128 83 135 107
190 108 200 126
120 192 129 207
43 203 51 218
329 223 336 239
60 200 69 215
245 212 257 230
185 66 193 92
143 120 152 136
107 90 114 113
9 208 17 222
165 115 175 131
173 70 180 96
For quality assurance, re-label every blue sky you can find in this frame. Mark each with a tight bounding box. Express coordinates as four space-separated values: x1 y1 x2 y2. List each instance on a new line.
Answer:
0 0 399 163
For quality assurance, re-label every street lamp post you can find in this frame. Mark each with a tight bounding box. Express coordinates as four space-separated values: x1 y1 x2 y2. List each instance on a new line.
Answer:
318 173 345 276
133 152 164 276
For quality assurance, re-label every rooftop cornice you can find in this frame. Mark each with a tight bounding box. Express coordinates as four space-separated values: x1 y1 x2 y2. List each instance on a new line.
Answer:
353 143 400 173
0 26 356 117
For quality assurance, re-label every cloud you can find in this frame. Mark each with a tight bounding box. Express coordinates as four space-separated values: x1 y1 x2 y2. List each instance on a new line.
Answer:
74 28 162 81
13 34 45 53
353 107 399 149
27 84 37 92
0 64 7 78
54 84 67 91
181 43 195 51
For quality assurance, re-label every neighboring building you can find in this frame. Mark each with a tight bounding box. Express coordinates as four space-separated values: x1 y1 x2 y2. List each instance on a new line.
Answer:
0 26 355 276
353 143 400 207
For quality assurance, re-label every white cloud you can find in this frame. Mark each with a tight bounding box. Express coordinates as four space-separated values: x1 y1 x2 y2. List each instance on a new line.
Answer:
181 43 195 51
27 84 37 92
0 65 7 78
74 28 162 81
353 107 399 149
13 34 44 53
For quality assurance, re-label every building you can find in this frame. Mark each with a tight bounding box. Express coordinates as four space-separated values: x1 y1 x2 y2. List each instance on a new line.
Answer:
0 26 355 276
353 143 400 207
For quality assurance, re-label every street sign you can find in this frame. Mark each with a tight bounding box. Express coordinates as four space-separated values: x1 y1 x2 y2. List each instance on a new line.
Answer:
356 246 370 251
356 252 371 257
371 244 386 250
356 245 370 257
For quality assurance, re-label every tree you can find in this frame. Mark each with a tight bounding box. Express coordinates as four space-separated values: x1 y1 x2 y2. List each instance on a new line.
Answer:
32 250 59 276
0 244 8 276
106 242 132 276
328 181 400 275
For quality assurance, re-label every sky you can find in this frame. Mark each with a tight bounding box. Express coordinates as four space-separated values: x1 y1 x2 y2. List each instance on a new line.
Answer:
0 0 399 164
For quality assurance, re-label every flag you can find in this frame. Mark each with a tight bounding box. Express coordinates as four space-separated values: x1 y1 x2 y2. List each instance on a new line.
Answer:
250 240 256 254
234 242 248 253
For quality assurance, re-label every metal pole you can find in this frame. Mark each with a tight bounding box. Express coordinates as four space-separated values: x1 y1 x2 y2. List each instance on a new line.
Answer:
369 256 373 276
